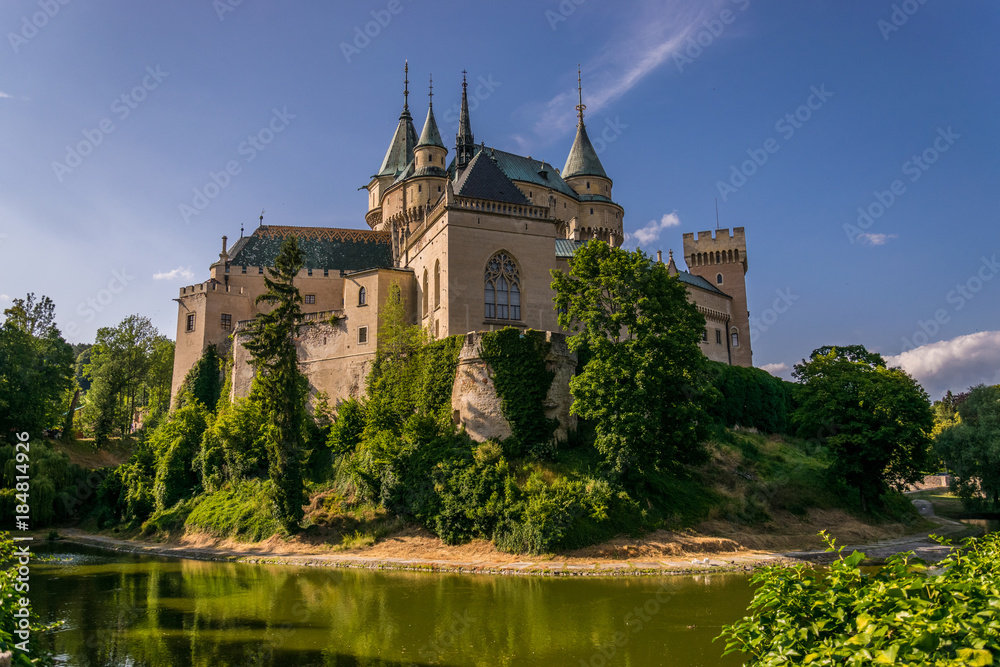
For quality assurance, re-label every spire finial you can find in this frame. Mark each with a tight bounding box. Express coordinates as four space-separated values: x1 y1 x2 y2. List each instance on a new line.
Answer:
575 64 587 126
403 60 410 112
259 209 265 228
428 73 433 108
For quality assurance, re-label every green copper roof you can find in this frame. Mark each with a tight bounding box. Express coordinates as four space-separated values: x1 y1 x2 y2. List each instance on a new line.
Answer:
376 111 418 178
562 122 609 180
555 239 586 258
676 270 729 297
417 103 444 148
229 226 392 271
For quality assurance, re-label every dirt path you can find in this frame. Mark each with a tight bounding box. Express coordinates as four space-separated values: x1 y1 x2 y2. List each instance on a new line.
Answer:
56 511 972 576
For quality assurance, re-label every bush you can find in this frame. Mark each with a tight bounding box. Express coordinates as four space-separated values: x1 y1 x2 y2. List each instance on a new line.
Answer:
719 532 1000 665
199 396 268 492
184 479 281 542
707 361 794 434
151 402 209 511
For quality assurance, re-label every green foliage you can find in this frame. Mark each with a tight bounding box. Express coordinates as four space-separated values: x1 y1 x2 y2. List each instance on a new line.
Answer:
719 532 1000 666
935 384 1000 511
0 438 91 528
327 398 366 457
243 235 309 531
0 531 59 665
707 361 794 433
176 345 222 413
150 402 209 511
793 345 934 512
433 440 512 544
551 241 711 480
198 396 268 492
184 479 282 542
0 293 74 440
480 328 557 458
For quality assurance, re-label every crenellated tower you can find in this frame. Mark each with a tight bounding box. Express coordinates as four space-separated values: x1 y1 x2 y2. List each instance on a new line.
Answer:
682 227 752 366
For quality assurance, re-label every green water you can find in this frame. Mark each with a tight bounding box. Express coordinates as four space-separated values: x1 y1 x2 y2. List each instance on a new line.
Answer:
32 542 754 666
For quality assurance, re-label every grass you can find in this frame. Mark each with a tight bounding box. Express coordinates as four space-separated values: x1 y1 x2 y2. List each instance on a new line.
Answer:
184 479 282 542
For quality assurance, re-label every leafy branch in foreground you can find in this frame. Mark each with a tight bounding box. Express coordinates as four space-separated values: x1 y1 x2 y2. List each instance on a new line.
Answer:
718 531 1000 666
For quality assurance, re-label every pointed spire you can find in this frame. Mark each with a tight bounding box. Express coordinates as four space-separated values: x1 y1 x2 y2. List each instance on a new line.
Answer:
562 66 609 180
417 74 444 148
456 70 475 169
375 61 419 177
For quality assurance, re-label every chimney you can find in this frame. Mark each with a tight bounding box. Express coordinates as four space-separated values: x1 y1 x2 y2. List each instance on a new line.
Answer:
656 250 663 263
222 235 228 254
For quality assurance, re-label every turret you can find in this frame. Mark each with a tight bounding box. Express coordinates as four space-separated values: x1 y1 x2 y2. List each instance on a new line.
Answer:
408 75 449 206
366 61 419 229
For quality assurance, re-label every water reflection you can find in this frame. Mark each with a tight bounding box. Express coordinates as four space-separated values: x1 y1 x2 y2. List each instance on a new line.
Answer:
33 543 753 667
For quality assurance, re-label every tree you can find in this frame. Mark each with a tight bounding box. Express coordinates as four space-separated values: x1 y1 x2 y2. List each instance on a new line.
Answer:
83 315 163 443
176 345 222 412
793 345 933 512
242 236 308 531
0 294 74 440
551 241 712 480
934 384 1000 511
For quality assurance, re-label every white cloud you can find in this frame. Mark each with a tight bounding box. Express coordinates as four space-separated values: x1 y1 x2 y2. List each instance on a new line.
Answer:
629 212 681 246
857 232 898 246
759 362 790 377
0 92 11 99
885 330 1000 400
153 266 194 281
0 294 9 301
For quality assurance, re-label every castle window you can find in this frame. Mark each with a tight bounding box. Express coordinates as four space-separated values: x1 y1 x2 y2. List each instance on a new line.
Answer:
324 269 329 277
186 313 196 332
484 251 521 321
731 331 740 348
358 286 367 306
358 326 368 345
305 294 316 304
586 181 590 190
418 185 422 193
716 273 723 285
422 270 429 315
220 313 232 330
590 208 594 215
307 268 313 276
241 265 247 274
259 266 264 274
438 186 441 192
715 329 722 345
702 329 708 342
434 260 441 310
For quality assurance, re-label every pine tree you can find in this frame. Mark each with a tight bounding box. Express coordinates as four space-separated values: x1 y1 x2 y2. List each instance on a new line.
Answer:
242 236 308 531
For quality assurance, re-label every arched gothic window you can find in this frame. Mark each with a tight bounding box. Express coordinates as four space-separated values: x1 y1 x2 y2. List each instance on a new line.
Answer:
358 286 367 306
484 251 520 320
434 260 441 309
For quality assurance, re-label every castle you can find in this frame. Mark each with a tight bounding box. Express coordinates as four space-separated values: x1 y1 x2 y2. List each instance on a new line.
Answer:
170 65 753 421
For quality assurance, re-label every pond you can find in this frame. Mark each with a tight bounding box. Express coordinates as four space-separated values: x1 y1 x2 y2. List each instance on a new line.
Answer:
31 542 755 667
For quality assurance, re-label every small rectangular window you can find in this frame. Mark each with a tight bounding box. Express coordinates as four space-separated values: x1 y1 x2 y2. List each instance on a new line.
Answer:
715 329 722 344
307 268 313 276
323 269 329 277
186 313 196 332
241 265 247 274
305 294 316 304
258 266 264 275
358 326 368 345
220 313 232 330
702 329 708 342
731 332 739 348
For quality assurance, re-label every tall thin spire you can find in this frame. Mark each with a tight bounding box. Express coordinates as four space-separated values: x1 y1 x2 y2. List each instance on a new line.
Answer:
576 63 587 126
562 64 609 180
456 70 475 169
417 73 444 149
403 60 410 113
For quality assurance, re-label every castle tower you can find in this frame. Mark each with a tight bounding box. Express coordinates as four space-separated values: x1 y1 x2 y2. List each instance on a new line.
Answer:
455 71 475 170
366 61 419 230
562 67 623 246
682 227 752 366
410 75 449 206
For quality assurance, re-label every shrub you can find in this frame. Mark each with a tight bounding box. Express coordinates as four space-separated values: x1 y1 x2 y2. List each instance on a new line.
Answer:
150 402 209 511
184 479 281 542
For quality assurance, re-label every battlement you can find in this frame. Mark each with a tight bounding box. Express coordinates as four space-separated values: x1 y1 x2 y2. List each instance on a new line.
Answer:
681 227 746 245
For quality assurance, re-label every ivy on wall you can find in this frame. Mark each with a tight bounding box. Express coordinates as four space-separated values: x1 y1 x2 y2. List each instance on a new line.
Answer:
480 328 558 458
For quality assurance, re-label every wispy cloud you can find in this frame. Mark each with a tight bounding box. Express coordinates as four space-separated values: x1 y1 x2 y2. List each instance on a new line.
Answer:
885 330 1000 400
759 362 790 377
628 211 681 246
857 232 898 246
0 92 11 99
0 294 10 301
512 1 719 148
153 266 194 281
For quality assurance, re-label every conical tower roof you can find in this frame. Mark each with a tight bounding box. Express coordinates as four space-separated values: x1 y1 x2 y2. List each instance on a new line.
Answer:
376 62 419 178
562 67 609 180
455 71 475 168
417 74 444 148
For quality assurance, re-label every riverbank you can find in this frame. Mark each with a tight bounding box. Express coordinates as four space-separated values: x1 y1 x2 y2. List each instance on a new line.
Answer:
53 507 971 576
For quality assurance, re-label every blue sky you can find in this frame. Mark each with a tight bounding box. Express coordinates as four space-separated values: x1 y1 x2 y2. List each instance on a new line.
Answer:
1 0 997 399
